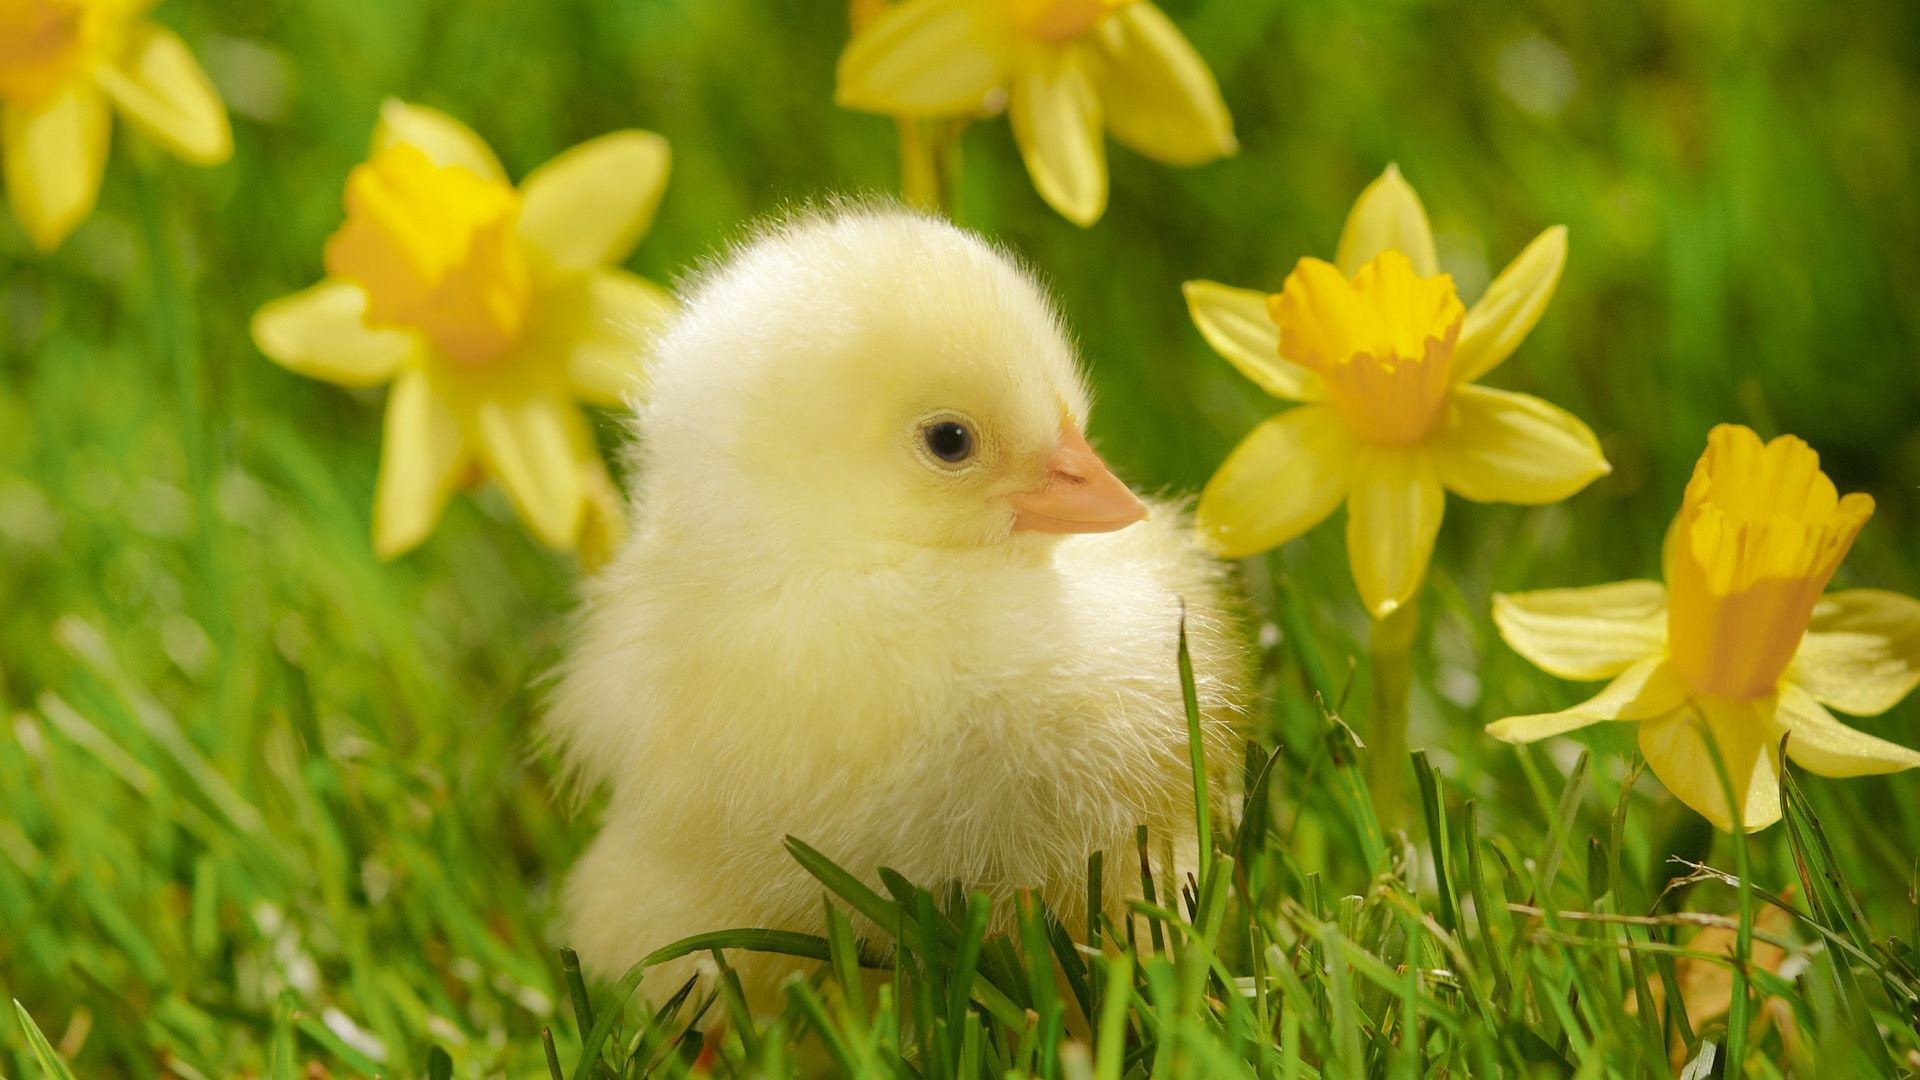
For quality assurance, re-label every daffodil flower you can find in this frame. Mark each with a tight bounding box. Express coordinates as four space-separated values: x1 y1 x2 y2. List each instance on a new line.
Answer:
1491 424 1920 832
835 0 1236 225
252 101 673 562
1 0 231 250
1189 165 1609 617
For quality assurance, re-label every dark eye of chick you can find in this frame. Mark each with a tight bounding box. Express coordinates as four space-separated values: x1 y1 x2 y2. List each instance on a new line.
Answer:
923 420 974 463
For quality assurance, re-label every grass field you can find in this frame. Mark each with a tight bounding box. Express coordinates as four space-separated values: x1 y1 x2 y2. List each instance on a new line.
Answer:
4 0 1920 1076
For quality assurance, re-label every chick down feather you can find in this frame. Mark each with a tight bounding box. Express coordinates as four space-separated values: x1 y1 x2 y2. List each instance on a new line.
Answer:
546 205 1249 1009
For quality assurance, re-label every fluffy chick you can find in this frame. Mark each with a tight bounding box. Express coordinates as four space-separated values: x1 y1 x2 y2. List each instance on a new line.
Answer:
548 206 1247 1008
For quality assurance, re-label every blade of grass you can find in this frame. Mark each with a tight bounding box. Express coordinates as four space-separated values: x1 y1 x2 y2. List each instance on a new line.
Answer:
784 836 1027 1027
270 992 298 1080
574 929 836 1079
1319 701 1387 876
1533 748 1590 910
1137 825 1166 957
1235 743 1284 887
1045 908 1095 1023
560 948 596 1043
783 979 857 1074
1694 718 1754 1077
949 892 992 1030
708 949 762 1060
1461 801 1513 1005
13 1000 80 1080
1177 606 1214 892
1411 750 1457 932
824 899 867 1018
1016 891 1063 1046
291 1011 385 1075
1781 760 1893 1069
1272 571 1336 699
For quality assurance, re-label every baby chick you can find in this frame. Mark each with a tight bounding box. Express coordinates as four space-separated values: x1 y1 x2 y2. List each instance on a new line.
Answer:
547 207 1247 1008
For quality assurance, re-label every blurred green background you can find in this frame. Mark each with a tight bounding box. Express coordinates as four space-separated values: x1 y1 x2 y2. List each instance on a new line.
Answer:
3 0 1918 1073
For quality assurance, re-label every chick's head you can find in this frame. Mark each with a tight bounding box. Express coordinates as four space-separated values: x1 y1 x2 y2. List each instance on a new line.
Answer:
640 208 1145 557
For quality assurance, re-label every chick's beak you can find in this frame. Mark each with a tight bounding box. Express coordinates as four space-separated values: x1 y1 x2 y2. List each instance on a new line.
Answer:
1009 421 1148 534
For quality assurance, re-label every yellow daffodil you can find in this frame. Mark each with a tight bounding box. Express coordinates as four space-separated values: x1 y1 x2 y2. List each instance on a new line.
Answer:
1491 424 1920 832
1630 897 1800 1067
252 100 673 562
835 0 1235 225
1189 165 1609 617
1 0 230 250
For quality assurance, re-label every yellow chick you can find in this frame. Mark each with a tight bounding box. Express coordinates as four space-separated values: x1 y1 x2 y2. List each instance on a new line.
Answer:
547 207 1247 1007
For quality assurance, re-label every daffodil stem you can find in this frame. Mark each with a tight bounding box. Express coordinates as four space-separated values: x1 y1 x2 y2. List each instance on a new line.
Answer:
134 164 211 519
134 157 234 739
899 119 964 218
1367 598 1419 824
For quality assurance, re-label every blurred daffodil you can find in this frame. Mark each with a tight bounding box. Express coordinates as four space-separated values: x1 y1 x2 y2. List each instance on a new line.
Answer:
1629 896 1800 1066
1 0 231 250
252 101 672 562
1492 424 1920 831
1189 165 1608 617
835 0 1235 225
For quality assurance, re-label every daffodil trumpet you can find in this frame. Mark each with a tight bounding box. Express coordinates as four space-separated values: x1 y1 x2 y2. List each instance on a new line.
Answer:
1491 424 1920 832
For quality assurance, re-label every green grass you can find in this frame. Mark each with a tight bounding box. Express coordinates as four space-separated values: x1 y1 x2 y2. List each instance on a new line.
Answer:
5 0 1920 1075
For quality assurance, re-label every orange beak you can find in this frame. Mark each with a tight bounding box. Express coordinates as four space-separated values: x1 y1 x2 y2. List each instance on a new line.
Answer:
1008 420 1148 534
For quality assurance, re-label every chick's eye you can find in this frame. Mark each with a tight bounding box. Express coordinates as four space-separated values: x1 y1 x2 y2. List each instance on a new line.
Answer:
923 420 974 464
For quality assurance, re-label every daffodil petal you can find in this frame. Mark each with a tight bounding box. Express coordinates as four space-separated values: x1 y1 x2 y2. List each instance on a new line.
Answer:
561 398 624 565
1639 700 1781 833
1492 580 1669 680
1789 589 1920 717
1662 904 1795 1029
1086 2 1235 166
2 84 110 252
1008 44 1106 227
473 393 586 550
373 369 468 559
1488 656 1685 742
252 280 417 388
1453 225 1567 383
1182 280 1323 401
563 270 676 407
372 99 504 181
1196 404 1354 558
1334 164 1437 278
577 461 627 573
518 130 671 272
1345 444 1444 618
1432 384 1610 505
93 23 231 165
1773 682 1920 778
835 0 1006 116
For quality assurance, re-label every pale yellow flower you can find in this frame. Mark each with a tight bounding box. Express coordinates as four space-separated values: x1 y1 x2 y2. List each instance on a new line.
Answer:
252 101 673 560
835 0 1235 225
1491 424 1920 832
1 0 230 250
1189 165 1608 617
1628 897 1800 1067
